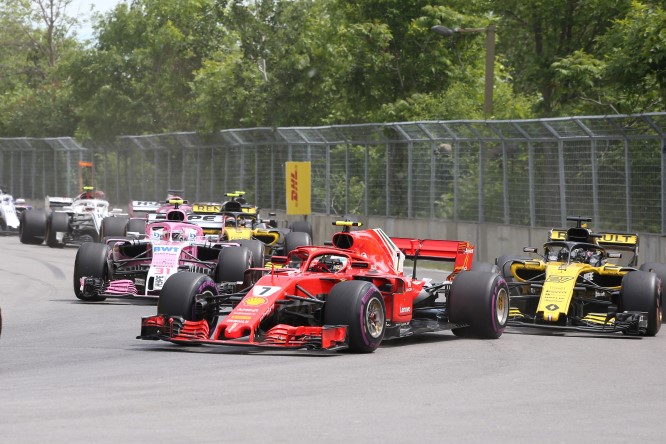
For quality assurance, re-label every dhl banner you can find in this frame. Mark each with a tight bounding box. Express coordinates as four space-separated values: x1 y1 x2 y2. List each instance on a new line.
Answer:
285 161 311 215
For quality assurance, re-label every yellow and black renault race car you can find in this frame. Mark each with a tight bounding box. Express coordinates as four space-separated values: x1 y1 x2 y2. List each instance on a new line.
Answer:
190 192 312 267
499 217 662 336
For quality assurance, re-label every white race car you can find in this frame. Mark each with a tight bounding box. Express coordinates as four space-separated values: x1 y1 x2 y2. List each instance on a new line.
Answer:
0 186 31 235
19 189 126 247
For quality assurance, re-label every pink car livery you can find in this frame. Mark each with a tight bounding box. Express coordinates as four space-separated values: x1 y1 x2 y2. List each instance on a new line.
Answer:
73 217 254 302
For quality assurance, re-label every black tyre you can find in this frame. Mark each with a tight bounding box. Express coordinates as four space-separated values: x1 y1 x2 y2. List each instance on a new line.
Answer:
284 231 311 255
237 239 265 268
471 261 499 273
496 254 529 296
619 270 661 336
215 246 252 283
127 218 146 235
73 242 110 301
157 272 218 327
324 280 386 353
290 220 313 238
100 216 129 239
19 209 47 245
448 271 509 339
46 211 69 248
639 262 666 317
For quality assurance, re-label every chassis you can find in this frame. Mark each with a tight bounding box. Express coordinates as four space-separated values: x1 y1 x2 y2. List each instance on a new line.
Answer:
139 221 509 353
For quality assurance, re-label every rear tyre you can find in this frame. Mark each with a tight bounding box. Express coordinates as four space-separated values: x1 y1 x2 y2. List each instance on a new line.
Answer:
290 220 313 239
46 212 69 248
127 218 146 235
215 246 252 283
157 272 218 327
237 239 265 268
619 270 661 336
449 271 509 339
73 242 109 301
639 262 666 318
324 280 385 353
284 231 311 255
496 254 529 296
100 216 128 239
19 210 47 245
471 262 499 273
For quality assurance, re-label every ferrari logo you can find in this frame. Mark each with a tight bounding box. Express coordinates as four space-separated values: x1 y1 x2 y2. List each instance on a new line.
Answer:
545 304 559 311
546 276 575 284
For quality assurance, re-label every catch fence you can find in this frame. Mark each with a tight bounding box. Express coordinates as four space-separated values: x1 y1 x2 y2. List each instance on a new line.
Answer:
1 113 665 234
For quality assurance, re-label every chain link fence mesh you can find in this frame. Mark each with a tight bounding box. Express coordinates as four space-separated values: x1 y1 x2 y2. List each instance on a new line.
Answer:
1 113 664 233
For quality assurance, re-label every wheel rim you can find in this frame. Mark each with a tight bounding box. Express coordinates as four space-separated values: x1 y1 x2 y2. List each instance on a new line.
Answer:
365 296 385 339
496 287 509 326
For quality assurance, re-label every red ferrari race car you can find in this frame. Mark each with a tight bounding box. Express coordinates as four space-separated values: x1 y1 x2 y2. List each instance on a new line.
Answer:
75 206 254 302
138 221 509 353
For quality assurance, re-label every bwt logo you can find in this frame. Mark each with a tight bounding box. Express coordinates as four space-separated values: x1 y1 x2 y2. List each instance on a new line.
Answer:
153 246 178 253
290 169 298 202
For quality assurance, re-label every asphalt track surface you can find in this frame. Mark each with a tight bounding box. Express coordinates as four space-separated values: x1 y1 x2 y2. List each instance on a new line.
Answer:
1 236 666 444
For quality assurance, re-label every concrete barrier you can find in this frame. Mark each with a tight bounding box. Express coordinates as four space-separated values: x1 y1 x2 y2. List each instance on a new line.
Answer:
280 212 666 265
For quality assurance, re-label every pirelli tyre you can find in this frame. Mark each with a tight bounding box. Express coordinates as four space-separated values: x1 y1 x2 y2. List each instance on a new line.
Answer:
324 280 386 353
215 246 252 284
19 209 47 245
289 220 313 239
495 254 530 296
73 242 110 301
448 271 509 339
157 272 219 330
237 239 265 268
471 262 499 273
127 218 146 236
619 270 661 337
284 231 312 255
100 216 129 239
46 211 69 248
639 262 666 317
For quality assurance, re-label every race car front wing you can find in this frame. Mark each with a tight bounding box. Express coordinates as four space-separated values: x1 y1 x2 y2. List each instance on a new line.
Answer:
138 315 349 351
507 310 648 335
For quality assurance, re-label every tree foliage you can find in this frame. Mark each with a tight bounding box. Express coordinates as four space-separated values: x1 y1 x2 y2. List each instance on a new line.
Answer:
1 0 666 138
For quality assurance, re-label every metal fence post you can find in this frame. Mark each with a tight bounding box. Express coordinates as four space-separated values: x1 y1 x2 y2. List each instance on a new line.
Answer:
624 138 632 231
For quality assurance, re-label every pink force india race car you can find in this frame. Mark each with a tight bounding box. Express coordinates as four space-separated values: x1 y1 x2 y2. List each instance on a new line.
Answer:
138 221 510 353
74 205 254 302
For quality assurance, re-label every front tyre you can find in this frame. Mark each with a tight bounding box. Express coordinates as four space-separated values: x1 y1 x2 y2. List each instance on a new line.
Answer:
73 242 110 301
157 272 219 327
100 216 129 239
46 212 69 248
620 270 661 336
324 280 385 353
449 271 509 339
639 262 666 318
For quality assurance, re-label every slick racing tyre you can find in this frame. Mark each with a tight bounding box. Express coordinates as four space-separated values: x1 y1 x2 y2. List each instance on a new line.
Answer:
619 270 661 336
73 242 110 301
215 246 252 284
46 212 69 248
289 220 313 239
100 216 129 239
471 262 499 273
157 272 219 329
325 280 386 353
496 254 530 296
237 239 265 268
639 262 666 318
284 231 311 255
127 218 146 236
449 271 509 339
19 209 47 245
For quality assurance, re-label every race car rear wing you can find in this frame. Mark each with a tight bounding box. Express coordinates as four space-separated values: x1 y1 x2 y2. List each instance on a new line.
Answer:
45 196 74 210
391 237 475 279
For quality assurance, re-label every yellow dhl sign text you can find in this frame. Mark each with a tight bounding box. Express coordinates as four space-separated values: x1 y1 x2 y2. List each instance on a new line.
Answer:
285 161 311 215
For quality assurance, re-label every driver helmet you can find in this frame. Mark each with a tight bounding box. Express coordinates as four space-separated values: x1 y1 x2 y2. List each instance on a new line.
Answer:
557 249 569 262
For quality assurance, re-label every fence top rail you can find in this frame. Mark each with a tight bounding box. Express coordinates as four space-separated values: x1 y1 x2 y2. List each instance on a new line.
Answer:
1 113 665 151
